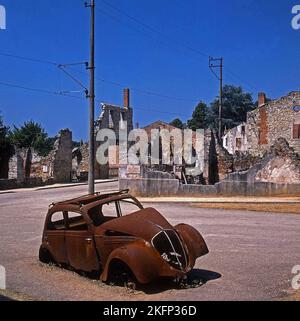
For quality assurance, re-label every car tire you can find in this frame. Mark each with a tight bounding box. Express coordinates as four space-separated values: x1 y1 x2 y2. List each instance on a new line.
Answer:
108 259 137 290
39 246 54 264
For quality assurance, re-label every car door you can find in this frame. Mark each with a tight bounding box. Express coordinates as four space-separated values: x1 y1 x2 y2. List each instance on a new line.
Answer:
46 211 68 264
64 211 100 272
94 201 137 263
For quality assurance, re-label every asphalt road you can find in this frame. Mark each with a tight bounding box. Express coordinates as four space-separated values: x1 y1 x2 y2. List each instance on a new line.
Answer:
0 181 299 301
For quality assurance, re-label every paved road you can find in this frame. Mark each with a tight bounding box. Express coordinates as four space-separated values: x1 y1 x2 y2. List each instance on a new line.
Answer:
0 182 299 301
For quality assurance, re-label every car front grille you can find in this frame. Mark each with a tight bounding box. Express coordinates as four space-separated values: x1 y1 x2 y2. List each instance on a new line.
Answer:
151 230 188 271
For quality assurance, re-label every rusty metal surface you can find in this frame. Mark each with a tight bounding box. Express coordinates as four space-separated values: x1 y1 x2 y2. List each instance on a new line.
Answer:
40 190 209 285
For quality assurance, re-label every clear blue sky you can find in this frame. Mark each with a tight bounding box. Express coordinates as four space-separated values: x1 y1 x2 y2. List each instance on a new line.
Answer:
0 0 299 141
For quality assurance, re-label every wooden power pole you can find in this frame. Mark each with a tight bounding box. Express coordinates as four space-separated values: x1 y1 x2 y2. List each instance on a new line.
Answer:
209 57 224 140
86 0 96 195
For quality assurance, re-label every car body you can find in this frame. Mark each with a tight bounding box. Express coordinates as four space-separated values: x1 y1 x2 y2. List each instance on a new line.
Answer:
39 190 209 285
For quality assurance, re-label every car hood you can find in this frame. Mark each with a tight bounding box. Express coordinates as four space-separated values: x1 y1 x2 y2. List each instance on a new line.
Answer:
99 207 174 241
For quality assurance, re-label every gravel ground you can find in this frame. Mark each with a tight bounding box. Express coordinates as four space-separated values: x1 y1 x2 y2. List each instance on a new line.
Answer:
0 181 300 301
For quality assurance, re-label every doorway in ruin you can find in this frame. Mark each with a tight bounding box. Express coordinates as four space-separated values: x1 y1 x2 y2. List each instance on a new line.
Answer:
0 142 12 179
208 133 219 185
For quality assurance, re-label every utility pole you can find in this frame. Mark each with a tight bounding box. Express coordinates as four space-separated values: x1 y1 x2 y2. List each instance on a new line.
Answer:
86 0 96 195
209 57 223 140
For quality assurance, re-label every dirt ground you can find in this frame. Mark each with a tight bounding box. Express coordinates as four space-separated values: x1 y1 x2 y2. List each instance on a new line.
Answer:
1 182 300 301
282 291 300 301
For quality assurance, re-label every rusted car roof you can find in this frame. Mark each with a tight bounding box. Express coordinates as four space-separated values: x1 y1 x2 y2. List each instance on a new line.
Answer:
49 189 133 213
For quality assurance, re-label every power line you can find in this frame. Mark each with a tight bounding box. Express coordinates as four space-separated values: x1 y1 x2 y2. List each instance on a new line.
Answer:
0 80 192 118
0 81 84 99
0 52 57 66
97 100 191 118
96 7 204 63
96 78 201 103
97 2 257 95
0 51 202 103
100 0 209 58
224 69 258 92
66 67 202 103
0 49 258 106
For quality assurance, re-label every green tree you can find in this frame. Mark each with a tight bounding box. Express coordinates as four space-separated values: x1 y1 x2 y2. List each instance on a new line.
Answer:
0 115 9 141
188 101 212 130
210 85 255 131
9 121 53 157
170 118 185 129
0 115 13 178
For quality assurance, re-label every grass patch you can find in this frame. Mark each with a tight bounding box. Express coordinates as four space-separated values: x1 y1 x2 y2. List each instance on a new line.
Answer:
191 203 300 214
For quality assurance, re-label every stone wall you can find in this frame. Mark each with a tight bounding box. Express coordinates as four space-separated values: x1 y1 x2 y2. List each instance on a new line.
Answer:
7 129 72 187
143 121 204 170
119 177 300 197
223 123 248 155
95 102 134 179
224 138 300 185
247 91 300 156
203 130 233 184
95 103 134 140
49 129 72 183
72 143 89 181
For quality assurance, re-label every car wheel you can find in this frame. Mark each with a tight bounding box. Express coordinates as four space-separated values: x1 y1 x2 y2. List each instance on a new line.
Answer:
108 259 137 290
39 246 54 264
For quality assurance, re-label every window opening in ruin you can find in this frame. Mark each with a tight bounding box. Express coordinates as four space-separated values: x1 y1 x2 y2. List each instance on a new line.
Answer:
236 138 242 149
293 123 300 139
109 110 114 129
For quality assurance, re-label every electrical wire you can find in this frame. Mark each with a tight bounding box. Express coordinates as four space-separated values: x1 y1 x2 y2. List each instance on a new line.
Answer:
100 0 209 58
0 80 192 117
0 51 201 102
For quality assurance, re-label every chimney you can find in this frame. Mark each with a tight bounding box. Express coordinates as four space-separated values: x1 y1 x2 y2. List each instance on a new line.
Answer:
123 88 130 109
258 92 266 107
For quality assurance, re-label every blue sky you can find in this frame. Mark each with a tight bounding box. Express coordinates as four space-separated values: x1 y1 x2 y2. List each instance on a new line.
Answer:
0 0 299 141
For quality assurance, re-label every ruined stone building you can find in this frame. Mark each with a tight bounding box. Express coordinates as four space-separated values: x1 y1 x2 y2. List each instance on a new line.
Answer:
72 143 89 182
223 123 247 155
0 129 73 189
223 91 300 156
120 120 205 184
69 89 135 181
94 88 134 179
216 91 300 187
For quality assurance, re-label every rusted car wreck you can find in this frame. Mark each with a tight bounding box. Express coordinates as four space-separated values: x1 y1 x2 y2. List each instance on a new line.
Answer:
39 190 209 286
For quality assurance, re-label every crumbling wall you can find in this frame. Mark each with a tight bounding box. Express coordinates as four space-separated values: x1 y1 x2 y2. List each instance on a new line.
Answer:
255 138 300 184
203 129 233 184
7 129 72 186
247 92 300 156
225 138 300 185
72 143 89 181
8 148 25 182
223 123 248 155
52 129 72 183
233 152 261 172
95 103 134 179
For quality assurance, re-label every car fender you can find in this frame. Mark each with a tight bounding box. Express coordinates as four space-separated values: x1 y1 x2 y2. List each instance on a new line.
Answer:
175 224 209 264
100 241 168 284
